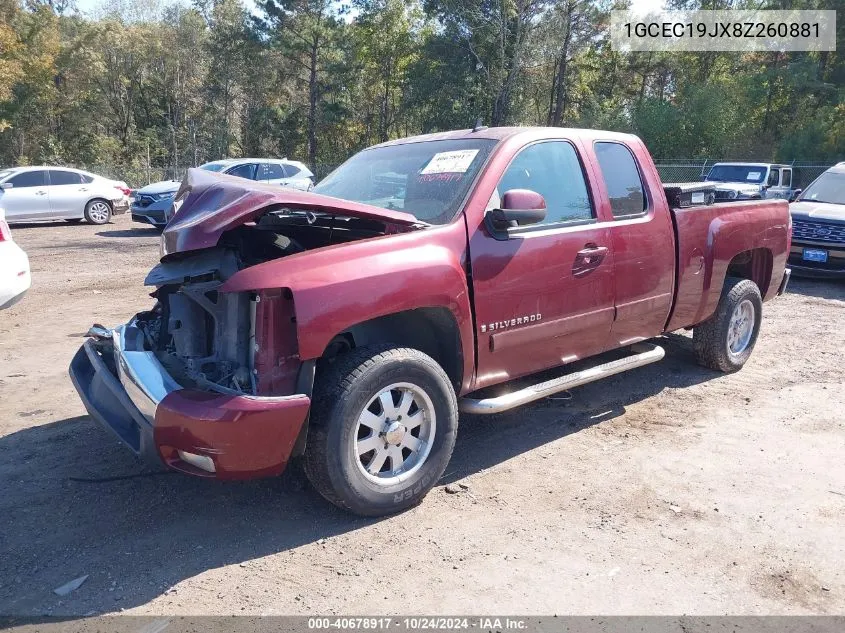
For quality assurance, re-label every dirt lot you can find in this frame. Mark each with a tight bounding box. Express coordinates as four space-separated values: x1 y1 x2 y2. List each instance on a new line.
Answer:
1 213 844 617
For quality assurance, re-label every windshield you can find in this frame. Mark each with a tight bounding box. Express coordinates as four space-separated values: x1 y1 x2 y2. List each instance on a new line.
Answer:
313 139 497 224
799 171 845 205
707 165 766 184
199 162 229 172
0 170 13 181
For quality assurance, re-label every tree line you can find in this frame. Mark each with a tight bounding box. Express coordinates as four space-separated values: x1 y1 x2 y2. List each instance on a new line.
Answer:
1 0 842 186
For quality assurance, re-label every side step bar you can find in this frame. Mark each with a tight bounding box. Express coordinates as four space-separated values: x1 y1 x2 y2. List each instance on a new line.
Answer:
459 343 665 415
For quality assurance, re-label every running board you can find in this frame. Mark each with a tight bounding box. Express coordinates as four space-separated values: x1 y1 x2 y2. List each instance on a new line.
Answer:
459 343 665 415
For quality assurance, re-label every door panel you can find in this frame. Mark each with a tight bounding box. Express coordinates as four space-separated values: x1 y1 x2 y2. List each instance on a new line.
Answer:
46 170 89 218
468 140 615 389
0 171 49 221
471 226 615 387
589 141 675 346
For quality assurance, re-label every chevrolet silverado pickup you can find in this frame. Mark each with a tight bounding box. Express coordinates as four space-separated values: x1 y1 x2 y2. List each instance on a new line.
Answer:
69 127 791 516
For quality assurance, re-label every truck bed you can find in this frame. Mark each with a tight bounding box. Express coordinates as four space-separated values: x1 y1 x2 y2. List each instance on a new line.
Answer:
665 198 790 332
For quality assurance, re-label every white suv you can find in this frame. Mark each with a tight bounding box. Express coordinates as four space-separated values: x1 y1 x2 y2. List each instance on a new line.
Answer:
201 158 315 190
131 158 315 228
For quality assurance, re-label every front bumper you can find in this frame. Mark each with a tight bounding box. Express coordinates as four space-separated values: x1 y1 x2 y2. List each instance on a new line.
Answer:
131 200 171 226
788 241 845 279
69 320 311 479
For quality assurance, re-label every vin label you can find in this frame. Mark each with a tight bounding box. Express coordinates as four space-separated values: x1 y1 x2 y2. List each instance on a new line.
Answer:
610 10 836 52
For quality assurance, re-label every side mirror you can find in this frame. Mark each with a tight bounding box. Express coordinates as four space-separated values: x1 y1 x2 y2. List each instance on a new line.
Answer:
790 189 802 202
486 189 547 235
0 182 13 189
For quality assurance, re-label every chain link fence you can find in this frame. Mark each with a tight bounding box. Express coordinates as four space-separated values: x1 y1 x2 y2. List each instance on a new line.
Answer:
63 159 833 191
654 160 833 189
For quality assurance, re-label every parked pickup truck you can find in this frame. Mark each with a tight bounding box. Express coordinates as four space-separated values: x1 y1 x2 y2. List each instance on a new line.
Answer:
70 127 791 516
704 162 798 201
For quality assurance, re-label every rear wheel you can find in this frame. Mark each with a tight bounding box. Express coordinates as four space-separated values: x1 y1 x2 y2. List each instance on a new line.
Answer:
304 346 458 516
84 199 111 225
693 277 762 372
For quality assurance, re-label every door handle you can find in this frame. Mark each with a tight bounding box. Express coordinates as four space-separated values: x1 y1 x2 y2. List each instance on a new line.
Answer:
79 187 88 192
35 190 47 196
573 244 608 277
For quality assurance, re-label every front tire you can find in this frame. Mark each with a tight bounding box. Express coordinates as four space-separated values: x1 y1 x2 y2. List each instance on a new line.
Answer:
693 277 763 372
84 199 112 225
304 346 458 516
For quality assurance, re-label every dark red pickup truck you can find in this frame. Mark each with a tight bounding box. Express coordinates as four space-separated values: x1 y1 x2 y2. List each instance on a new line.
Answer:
70 127 791 516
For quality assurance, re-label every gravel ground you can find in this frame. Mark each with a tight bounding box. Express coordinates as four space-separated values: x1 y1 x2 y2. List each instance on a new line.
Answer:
1 214 844 617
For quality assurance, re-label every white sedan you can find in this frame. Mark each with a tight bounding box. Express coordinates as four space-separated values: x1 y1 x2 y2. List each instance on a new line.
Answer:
0 208 31 310
0 166 130 225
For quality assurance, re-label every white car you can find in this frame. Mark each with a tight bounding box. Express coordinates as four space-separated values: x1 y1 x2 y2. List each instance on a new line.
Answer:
0 166 131 225
0 208 31 310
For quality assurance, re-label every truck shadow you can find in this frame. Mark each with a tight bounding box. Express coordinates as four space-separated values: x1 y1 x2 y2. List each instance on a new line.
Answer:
0 334 718 617
784 277 845 301
443 333 714 482
7 221 89 230
96 228 161 238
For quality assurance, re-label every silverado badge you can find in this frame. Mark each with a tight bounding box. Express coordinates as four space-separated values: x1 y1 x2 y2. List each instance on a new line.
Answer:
481 314 542 333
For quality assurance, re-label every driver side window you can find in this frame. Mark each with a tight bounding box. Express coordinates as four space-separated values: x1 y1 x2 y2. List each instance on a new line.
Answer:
226 163 258 180
493 141 593 225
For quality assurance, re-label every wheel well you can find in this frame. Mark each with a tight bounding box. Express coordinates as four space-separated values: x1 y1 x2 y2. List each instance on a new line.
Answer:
87 197 113 210
726 248 773 296
321 307 463 390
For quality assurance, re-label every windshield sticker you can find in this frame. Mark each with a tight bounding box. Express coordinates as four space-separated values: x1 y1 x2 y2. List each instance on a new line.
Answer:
747 171 761 180
417 172 463 184
420 150 479 175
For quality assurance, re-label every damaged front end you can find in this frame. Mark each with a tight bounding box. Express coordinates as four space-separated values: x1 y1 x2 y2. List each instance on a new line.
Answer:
69 168 423 479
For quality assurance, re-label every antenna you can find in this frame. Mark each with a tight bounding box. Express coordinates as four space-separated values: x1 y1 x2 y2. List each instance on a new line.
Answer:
472 116 488 133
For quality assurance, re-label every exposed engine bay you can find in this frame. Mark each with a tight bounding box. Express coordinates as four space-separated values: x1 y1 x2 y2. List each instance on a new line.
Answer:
134 210 402 395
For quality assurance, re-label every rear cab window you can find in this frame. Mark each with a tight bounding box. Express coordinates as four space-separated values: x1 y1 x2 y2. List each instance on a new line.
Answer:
594 142 647 219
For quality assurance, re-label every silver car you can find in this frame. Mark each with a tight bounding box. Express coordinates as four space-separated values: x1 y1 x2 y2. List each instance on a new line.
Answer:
0 166 130 225
131 158 315 228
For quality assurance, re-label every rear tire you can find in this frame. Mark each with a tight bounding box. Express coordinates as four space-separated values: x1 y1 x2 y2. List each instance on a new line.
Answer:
304 346 458 516
84 199 112 225
693 277 762 372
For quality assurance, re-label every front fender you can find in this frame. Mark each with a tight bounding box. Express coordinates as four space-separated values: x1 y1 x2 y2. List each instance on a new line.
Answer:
220 221 475 392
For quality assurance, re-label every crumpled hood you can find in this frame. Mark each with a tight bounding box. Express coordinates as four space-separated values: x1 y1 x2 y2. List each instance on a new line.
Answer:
136 180 182 195
161 168 423 257
790 200 845 222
